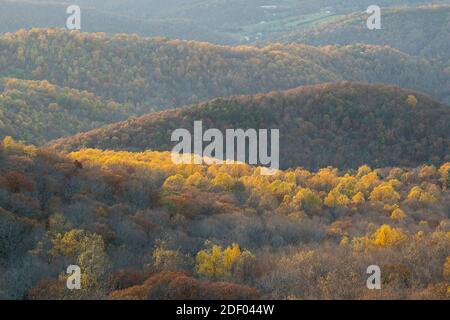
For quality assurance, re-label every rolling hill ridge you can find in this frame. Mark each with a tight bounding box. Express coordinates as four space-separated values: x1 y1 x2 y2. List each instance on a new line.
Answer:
0 78 145 145
281 5 450 67
1 28 449 111
51 82 450 170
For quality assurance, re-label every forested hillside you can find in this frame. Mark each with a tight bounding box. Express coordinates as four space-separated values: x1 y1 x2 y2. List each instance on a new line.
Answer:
0 29 449 111
0 78 144 145
51 82 450 170
281 5 450 67
1 137 449 299
0 1 449 302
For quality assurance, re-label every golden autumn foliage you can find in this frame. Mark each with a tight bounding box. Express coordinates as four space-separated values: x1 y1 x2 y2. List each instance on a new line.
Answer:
63 148 448 222
371 225 408 247
325 188 351 207
406 186 438 206
357 165 372 178
195 242 254 280
390 208 407 221
212 172 236 191
352 192 366 205
356 172 381 195
1 140 449 300
369 183 401 204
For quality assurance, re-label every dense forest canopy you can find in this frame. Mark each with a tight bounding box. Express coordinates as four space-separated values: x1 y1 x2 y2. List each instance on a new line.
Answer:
0 78 147 145
0 0 448 302
51 82 450 170
0 28 449 112
0 137 449 299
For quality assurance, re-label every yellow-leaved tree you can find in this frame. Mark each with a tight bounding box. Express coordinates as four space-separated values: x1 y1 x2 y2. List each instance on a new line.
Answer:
391 207 407 221
195 242 254 280
51 229 111 298
406 186 438 206
371 224 407 247
369 183 400 204
212 172 236 191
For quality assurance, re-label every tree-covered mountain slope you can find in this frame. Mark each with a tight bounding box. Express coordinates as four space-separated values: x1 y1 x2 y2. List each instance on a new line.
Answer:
1 137 449 299
0 78 145 145
51 82 450 170
1 29 449 110
281 5 450 67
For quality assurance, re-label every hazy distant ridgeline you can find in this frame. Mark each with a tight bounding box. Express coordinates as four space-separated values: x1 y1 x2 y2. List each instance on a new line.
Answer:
0 29 449 111
0 0 234 44
51 82 450 170
281 5 450 67
280 43 450 103
5 1 449 43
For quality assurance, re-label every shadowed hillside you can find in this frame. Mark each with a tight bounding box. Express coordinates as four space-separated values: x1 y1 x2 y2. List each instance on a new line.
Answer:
51 82 450 170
